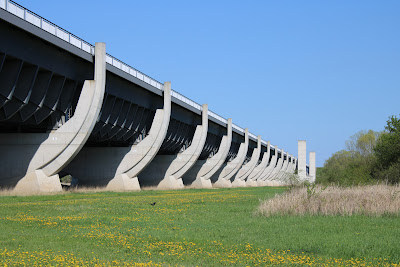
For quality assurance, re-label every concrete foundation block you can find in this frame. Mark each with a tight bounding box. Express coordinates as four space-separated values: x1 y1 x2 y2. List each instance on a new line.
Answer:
157 176 184 190
231 178 246 187
14 170 62 194
213 178 232 188
245 179 258 187
190 176 213 189
106 174 141 191
256 180 267 187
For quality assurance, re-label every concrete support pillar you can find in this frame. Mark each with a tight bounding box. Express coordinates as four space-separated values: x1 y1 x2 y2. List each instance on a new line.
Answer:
298 140 307 181
231 135 261 187
137 104 208 190
186 119 232 189
155 104 209 190
0 43 106 194
64 82 172 191
247 141 270 187
309 151 316 183
275 153 290 182
213 128 249 188
265 150 285 185
257 146 278 186
275 154 291 185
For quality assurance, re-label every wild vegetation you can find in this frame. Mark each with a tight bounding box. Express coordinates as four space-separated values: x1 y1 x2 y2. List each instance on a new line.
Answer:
257 184 400 217
1 187 400 266
317 115 400 185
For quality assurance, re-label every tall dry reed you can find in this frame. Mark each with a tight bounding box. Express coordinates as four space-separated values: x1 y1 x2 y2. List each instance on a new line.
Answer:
257 184 400 217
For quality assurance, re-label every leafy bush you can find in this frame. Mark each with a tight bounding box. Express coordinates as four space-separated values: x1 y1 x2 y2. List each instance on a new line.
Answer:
317 130 379 185
373 115 400 184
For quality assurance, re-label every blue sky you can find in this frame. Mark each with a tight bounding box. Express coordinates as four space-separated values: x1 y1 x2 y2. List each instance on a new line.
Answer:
16 0 400 166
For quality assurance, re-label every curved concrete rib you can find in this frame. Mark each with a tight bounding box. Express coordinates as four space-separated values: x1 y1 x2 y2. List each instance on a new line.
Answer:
265 150 285 185
188 118 232 189
275 153 290 182
231 136 261 187
257 146 279 185
107 83 171 190
275 154 291 185
63 82 171 191
213 128 249 188
282 156 297 185
291 158 297 174
2 43 106 193
247 141 270 186
156 104 209 190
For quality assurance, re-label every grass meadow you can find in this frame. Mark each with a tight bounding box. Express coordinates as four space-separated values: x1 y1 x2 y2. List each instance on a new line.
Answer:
0 186 399 266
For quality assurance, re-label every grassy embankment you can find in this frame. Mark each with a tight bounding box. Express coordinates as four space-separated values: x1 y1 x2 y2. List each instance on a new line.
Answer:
0 187 399 266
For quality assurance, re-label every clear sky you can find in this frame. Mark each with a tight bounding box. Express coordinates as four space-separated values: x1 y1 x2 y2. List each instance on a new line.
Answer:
15 0 400 166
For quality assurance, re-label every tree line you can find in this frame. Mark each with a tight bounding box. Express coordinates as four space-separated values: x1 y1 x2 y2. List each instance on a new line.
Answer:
317 115 400 185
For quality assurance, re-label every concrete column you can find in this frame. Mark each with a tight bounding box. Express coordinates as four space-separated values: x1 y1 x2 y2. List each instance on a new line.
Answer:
213 128 249 188
64 82 172 191
155 104 209 190
247 141 270 186
0 43 106 194
309 151 316 183
231 135 261 187
298 140 307 181
187 118 232 189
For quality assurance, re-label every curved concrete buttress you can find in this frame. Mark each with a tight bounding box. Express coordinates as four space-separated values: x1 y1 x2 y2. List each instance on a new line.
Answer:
64 82 171 191
0 43 106 194
156 104 209 190
274 153 290 183
213 128 249 188
276 154 291 185
188 118 232 189
257 145 279 185
106 83 171 190
264 150 285 186
124 84 171 179
291 158 297 174
247 141 270 186
232 135 261 187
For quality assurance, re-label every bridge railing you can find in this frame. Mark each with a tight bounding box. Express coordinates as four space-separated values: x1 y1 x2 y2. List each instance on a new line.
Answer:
1 0 274 150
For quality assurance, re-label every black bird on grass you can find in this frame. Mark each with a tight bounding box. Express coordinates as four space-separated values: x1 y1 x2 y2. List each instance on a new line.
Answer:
150 202 156 206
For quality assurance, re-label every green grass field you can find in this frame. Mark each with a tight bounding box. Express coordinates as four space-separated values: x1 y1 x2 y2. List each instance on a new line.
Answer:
0 187 399 266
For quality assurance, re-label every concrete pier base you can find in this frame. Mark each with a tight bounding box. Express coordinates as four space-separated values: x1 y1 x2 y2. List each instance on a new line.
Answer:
257 180 267 187
13 170 62 194
157 175 184 190
213 177 232 188
190 176 213 189
231 178 246 187
106 174 141 191
245 179 258 187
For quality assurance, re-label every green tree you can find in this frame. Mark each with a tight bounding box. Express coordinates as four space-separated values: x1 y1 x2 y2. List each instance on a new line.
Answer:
346 130 380 157
373 115 400 184
317 130 380 185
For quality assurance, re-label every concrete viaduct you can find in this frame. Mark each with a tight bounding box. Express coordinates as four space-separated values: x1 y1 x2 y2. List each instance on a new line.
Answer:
0 0 316 193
